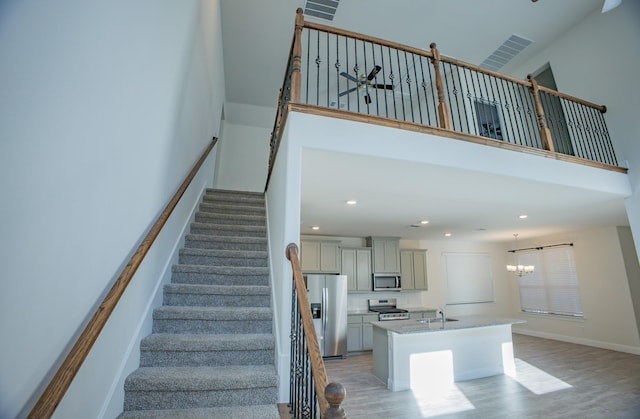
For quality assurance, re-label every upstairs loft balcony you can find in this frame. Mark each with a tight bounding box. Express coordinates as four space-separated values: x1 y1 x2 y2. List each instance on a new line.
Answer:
268 9 625 180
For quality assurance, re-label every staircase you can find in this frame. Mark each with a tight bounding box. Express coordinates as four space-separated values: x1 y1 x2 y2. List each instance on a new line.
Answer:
120 189 279 419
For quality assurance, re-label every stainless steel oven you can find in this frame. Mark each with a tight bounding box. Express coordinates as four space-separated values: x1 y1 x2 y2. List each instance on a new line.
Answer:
372 273 401 291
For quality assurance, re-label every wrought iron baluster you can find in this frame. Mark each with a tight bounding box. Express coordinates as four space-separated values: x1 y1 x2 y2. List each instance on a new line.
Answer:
403 50 415 122
411 52 424 125
395 48 406 121
380 44 390 118
595 108 616 165
387 46 398 120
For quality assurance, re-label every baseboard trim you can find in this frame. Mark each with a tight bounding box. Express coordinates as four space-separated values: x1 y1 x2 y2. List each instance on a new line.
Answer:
512 327 640 356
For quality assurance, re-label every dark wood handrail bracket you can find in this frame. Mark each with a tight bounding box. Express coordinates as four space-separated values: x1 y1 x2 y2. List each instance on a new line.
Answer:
265 9 624 186
28 138 218 418
286 243 346 418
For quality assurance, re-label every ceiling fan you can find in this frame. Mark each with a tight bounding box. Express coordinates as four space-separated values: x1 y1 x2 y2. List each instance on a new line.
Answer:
338 65 394 104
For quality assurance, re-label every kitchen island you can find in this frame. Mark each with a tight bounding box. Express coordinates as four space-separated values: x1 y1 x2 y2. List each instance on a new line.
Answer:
371 316 524 391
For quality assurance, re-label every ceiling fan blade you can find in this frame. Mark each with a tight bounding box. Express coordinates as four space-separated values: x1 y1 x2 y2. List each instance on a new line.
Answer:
602 0 621 13
372 83 394 90
367 65 382 81
338 87 358 97
340 71 359 83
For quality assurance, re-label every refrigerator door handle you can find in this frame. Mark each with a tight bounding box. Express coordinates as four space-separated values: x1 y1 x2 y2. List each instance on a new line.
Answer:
322 287 327 336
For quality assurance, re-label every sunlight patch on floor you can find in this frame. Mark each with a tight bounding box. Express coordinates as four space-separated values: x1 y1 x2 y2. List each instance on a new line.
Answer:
409 351 475 416
506 358 573 395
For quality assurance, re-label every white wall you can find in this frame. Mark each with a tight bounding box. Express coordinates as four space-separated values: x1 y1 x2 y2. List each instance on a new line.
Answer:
214 121 271 192
0 0 226 417
507 1 640 264
510 227 640 354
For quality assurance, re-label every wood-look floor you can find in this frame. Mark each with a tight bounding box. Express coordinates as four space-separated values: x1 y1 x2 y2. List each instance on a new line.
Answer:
317 333 640 419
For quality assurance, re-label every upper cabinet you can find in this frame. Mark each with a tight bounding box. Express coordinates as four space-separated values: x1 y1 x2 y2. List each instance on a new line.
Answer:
300 240 341 273
341 247 372 292
366 236 401 273
400 249 428 290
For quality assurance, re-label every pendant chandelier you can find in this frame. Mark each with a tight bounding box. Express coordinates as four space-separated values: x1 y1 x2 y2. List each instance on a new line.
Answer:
506 234 535 277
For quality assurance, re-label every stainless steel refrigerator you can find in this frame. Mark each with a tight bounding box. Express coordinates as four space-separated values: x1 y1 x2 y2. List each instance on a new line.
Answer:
305 274 348 358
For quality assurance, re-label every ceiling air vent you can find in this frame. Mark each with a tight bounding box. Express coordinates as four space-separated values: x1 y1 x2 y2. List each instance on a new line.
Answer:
303 0 340 21
480 34 533 72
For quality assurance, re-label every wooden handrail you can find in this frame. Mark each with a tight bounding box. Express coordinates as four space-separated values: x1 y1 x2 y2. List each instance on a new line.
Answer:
28 138 218 418
286 243 346 418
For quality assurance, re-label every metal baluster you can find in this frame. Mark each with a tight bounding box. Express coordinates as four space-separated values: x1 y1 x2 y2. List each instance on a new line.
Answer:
518 84 536 147
488 74 506 141
595 109 616 165
402 50 415 122
344 36 350 112
411 52 424 125
380 45 390 118
353 38 360 114
326 31 330 108
565 99 583 159
585 105 602 162
446 62 463 132
442 62 455 130
304 29 311 104
335 35 340 110
463 68 477 136
372 42 381 116
387 46 397 120
418 56 430 126
395 48 406 121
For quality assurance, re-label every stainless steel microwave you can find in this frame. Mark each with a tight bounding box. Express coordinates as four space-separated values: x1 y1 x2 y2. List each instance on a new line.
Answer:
372 273 402 291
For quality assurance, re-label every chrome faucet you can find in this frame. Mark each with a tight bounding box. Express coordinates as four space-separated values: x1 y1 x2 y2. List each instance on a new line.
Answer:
438 307 446 324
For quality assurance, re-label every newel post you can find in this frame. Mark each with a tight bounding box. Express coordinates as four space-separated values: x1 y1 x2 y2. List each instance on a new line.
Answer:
527 74 555 152
429 43 453 131
323 382 347 419
290 8 305 103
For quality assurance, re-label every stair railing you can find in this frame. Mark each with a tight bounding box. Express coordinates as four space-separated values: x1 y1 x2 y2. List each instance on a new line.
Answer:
27 138 218 418
266 8 624 189
286 243 346 419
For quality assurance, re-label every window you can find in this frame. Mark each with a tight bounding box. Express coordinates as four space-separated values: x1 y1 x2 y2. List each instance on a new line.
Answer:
516 246 583 317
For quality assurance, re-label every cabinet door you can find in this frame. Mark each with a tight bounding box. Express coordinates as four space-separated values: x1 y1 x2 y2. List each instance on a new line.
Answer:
413 250 428 290
361 315 378 350
341 249 357 291
384 240 400 272
320 242 340 273
400 250 415 290
355 249 372 291
300 241 321 272
347 319 362 352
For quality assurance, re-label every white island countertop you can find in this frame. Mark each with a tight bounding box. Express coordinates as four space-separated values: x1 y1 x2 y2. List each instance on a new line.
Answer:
370 315 525 334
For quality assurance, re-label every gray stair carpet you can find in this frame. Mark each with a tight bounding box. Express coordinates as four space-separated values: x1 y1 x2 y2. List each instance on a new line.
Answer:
120 189 278 418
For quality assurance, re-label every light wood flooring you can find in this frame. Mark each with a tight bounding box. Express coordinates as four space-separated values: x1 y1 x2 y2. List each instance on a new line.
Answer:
317 333 640 419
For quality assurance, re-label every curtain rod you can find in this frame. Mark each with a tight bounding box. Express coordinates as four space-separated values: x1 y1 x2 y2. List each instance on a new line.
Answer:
508 242 573 253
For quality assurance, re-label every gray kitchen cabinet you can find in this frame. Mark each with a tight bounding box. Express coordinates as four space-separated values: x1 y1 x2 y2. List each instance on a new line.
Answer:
400 249 428 290
341 247 372 292
347 314 378 351
366 236 401 273
300 240 341 273
362 314 378 350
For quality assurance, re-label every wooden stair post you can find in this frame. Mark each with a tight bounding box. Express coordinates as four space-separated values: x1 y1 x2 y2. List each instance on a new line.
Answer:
429 43 453 131
528 74 555 152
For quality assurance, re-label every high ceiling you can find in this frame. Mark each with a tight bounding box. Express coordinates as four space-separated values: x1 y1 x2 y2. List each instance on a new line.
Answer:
219 0 630 243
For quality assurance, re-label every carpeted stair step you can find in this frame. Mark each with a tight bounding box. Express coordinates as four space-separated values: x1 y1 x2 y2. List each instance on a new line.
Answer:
139 333 275 367
171 265 269 286
152 306 272 334
178 248 268 267
123 365 278 411
198 201 265 216
118 404 280 419
195 212 265 227
184 234 267 251
163 284 271 307
203 189 265 203
189 222 266 238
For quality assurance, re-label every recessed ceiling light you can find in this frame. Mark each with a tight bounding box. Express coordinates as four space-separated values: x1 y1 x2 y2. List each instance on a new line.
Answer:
444 233 452 237
420 220 429 225
311 226 320 230
519 214 528 219
346 200 357 205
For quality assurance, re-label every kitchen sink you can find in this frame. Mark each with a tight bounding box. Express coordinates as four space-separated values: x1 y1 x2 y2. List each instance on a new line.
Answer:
417 317 459 323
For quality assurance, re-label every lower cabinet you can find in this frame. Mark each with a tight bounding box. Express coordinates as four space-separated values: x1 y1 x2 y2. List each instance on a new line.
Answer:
347 314 378 351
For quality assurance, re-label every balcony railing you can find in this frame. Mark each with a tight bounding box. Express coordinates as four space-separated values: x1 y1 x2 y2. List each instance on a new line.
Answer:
267 9 623 186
